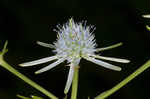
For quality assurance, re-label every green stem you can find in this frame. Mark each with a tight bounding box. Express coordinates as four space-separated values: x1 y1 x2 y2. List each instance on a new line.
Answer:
146 25 150 31
96 42 123 52
95 60 150 99
71 67 79 99
0 57 58 99
17 94 31 99
17 94 43 99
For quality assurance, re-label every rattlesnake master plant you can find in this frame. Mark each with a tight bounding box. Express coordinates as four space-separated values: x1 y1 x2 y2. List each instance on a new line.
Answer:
20 18 130 94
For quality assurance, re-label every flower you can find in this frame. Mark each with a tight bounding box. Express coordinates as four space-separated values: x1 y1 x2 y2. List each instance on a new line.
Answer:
19 18 130 94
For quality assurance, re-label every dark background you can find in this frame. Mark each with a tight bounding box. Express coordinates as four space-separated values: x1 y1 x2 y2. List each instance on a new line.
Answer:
0 0 150 99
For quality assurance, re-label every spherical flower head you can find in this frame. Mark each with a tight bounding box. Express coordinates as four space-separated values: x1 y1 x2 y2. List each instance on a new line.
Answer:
53 18 96 66
20 18 130 94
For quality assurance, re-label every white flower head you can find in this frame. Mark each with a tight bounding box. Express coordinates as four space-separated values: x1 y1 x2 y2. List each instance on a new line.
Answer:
20 18 130 94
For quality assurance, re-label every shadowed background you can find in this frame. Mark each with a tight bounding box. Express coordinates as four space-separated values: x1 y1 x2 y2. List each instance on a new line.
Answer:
0 0 150 99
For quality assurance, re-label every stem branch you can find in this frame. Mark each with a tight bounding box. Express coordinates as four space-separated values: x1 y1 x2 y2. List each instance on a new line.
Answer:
71 67 79 99
95 60 150 99
0 57 58 99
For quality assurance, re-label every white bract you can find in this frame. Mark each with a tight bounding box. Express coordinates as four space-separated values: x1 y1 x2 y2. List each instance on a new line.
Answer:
20 18 130 94
143 14 150 18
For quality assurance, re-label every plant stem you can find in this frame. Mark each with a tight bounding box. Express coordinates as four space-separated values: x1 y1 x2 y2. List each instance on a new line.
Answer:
95 60 150 99
96 42 123 52
146 25 150 31
71 67 79 99
0 57 58 99
17 94 31 99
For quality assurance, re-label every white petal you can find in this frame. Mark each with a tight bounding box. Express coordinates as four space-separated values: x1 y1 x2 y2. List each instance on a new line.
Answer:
85 57 121 71
64 65 74 94
37 41 55 48
35 58 65 74
142 15 150 18
19 56 58 67
91 55 130 63
96 42 123 52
